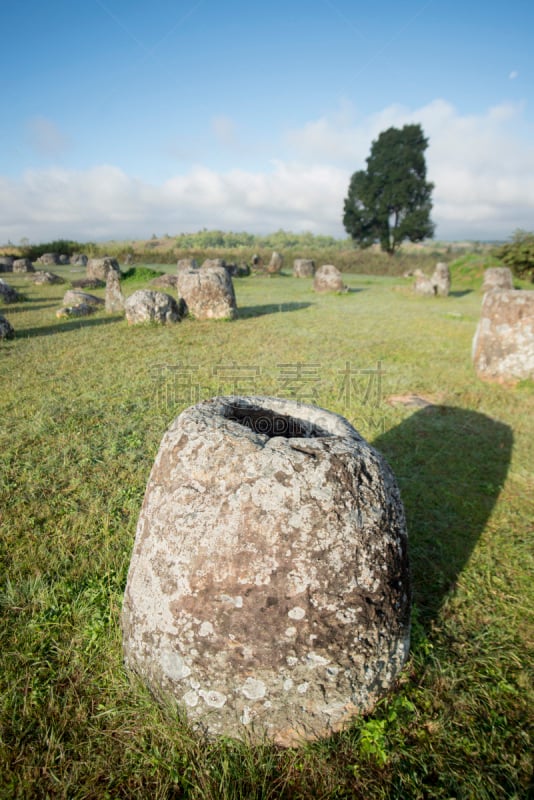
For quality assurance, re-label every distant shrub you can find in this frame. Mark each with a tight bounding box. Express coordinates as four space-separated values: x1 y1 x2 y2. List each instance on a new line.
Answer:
21 239 85 261
121 266 161 283
494 229 534 282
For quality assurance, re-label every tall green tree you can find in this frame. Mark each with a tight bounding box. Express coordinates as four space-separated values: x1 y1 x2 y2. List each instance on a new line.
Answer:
343 124 435 255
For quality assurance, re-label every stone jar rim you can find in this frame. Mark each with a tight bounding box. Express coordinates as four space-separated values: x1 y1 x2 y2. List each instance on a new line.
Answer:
177 395 363 444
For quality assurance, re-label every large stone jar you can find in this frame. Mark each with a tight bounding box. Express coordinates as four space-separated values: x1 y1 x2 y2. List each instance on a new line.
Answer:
472 289 534 381
122 396 411 745
313 264 347 293
177 262 236 320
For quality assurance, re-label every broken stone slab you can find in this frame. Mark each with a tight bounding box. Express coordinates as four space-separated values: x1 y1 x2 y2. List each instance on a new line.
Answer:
62 290 104 308
28 271 65 285
56 303 98 319
70 278 105 290
472 289 534 382
122 396 411 746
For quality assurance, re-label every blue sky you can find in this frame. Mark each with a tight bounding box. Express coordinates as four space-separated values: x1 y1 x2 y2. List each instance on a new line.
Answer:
1 0 533 242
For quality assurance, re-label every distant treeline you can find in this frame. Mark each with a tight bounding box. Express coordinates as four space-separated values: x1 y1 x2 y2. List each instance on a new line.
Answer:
3 230 497 277
171 229 350 250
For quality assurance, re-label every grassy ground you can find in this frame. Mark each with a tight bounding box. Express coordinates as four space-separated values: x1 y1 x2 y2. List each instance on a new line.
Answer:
1 263 533 799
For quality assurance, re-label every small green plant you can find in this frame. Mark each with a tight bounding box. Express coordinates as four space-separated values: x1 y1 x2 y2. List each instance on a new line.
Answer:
120 265 162 283
358 718 389 765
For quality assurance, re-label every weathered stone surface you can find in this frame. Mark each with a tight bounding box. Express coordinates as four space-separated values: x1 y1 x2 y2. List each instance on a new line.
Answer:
472 289 534 381
431 262 451 297
225 263 250 277
202 258 226 270
87 257 121 282
58 254 70 265
0 313 15 339
150 274 178 289
313 264 347 293
267 251 283 274
71 253 88 267
29 271 65 285
70 277 105 289
293 259 315 278
177 258 199 273
124 290 184 325
177 262 237 320
37 252 60 265
56 303 97 319
105 270 125 313
0 279 22 303
62 290 104 308
413 269 435 296
13 258 34 273
122 396 411 746
0 256 14 272
482 267 514 293
251 254 263 270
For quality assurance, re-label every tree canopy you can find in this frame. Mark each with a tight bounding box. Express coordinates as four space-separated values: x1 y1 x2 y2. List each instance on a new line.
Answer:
343 124 434 255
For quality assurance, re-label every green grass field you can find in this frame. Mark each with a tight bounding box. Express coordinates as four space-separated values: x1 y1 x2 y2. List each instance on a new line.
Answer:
1 262 533 799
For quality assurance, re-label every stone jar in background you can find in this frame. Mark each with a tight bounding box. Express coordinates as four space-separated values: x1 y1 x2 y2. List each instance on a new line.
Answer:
122 396 411 746
313 264 347 293
472 289 534 381
482 267 514 293
267 251 283 274
124 290 184 324
293 259 315 278
177 261 237 320
87 257 121 282
431 262 451 296
13 258 34 273
105 270 125 313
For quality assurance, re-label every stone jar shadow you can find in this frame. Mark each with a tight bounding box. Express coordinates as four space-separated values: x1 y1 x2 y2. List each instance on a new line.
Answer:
373 406 513 630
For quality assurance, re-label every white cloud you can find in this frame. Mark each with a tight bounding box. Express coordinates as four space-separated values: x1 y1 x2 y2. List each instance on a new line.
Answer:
2 99 534 242
0 162 348 243
509 70 519 80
